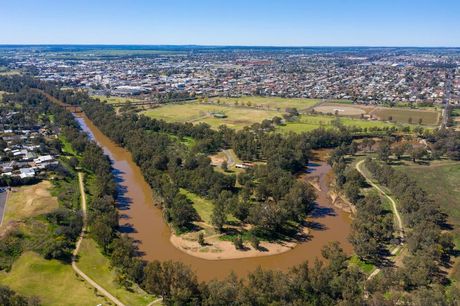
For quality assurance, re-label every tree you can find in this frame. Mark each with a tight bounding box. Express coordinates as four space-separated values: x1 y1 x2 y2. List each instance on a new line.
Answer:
211 201 226 232
198 232 205 246
143 261 199 305
377 141 391 163
250 234 260 250
169 194 197 229
233 235 244 250
221 160 228 172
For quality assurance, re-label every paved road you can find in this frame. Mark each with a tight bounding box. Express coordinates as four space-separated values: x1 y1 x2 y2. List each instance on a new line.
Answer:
355 160 405 280
223 149 236 167
72 173 126 306
0 188 8 226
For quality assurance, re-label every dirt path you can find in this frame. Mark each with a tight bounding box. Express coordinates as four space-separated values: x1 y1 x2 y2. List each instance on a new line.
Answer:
72 172 126 306
355 160 405 279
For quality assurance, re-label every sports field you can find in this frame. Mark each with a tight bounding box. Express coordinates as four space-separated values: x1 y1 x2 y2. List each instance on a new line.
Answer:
211 96 321 111
314 103 369 116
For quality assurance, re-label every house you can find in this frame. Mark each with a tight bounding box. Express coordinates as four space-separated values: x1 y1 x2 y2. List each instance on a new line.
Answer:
34 155 54 164
19 168 35 179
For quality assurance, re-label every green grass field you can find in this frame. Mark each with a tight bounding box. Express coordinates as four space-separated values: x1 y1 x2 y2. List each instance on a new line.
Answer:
92 95 142 104
210 96 321 111
0 252 107 306
143 102 402 132
372 107 439 125
77 238 156 306
143 103 280 129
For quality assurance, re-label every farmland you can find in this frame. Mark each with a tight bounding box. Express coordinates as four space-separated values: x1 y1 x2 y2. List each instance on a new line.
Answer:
314 102 440 126
371 107 440 125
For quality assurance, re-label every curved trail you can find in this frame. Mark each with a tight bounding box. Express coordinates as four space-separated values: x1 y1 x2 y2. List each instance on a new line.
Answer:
72 172 126 306
355 160 404 279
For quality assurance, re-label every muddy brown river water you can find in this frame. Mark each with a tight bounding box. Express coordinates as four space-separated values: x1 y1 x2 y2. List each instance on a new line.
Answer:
75 113 352 281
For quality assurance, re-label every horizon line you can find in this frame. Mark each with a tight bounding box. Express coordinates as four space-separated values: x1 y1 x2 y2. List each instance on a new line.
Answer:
0 44 459 49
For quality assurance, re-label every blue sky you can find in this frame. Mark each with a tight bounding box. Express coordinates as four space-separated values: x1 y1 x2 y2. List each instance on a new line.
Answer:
1 0 459 46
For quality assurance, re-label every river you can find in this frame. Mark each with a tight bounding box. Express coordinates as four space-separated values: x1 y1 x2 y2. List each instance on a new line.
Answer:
75 113 352 281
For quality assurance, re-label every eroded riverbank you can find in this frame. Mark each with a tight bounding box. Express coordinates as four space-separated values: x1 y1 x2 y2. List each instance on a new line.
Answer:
75 112 352 281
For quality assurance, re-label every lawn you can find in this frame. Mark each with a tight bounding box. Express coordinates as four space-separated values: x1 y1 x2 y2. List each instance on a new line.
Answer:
59 135 77 156
210 96 321 111
92 95 142 104
77 238 156 306
0 252 107 306
180 189 214 224
2 181 58 226
372 107 439 125
142 102 280 130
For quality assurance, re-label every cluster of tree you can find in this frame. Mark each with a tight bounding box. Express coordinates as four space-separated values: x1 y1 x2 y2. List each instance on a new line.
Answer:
0 285 40 306
365 158 454 288
349 193 393 264
143 242 367 305
427 128 460 160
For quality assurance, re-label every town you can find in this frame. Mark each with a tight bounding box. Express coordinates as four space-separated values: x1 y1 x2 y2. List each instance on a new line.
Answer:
2 46 460 106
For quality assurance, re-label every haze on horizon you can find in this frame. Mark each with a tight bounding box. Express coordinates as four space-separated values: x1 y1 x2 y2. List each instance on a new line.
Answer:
1 0 460 47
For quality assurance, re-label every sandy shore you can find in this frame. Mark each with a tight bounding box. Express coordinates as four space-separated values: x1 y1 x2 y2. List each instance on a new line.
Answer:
170 227 309 260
